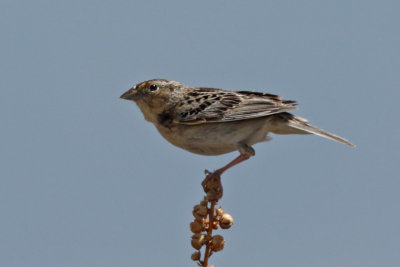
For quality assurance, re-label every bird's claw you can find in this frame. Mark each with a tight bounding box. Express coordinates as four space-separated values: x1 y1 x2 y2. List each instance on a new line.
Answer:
202 170 223 201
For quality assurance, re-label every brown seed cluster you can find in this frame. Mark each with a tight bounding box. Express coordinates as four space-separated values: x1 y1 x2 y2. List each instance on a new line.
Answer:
201 171 223 201
190 197 234 266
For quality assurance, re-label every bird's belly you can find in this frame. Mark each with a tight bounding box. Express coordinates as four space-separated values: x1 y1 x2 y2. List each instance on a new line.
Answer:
155 117 271 156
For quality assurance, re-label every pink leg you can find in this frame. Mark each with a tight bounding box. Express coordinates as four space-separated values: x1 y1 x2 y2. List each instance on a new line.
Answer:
202 154 251 200
214 154 250 175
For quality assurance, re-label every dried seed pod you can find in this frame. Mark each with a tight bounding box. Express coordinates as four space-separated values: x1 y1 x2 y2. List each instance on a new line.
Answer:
191 251 201 261
206 189 222 202
213 221 219 230
203 176 223 201
219 213 234 229
191 233 206 250
192 204 208 220
200 197 208 207
216 207 224 216
190 220 204 233
210 235 225 252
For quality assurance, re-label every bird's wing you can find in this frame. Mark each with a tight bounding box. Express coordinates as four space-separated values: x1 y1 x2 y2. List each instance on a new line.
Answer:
171 88 297 124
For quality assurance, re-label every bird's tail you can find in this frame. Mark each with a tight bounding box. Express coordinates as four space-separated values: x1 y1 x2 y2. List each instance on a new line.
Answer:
270 113 355 147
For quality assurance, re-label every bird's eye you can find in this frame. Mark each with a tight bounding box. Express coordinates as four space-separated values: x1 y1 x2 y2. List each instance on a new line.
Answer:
149 84 158 91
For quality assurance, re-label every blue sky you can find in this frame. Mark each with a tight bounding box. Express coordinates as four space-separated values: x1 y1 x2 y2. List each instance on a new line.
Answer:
1 1 399 266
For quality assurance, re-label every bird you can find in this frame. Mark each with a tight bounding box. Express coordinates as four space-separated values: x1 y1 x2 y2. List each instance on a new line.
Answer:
120 79 354 197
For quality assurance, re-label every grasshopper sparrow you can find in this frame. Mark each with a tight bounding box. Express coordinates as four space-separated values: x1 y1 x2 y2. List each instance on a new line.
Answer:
121 79 354 196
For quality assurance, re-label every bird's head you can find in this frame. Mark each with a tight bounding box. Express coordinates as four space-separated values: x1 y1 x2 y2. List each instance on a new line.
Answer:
120 79 184 122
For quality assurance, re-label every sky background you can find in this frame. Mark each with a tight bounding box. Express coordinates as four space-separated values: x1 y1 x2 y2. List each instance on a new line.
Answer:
1 0 399 266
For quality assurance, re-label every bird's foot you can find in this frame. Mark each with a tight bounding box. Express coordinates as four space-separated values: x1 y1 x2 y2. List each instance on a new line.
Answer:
202 170 223 201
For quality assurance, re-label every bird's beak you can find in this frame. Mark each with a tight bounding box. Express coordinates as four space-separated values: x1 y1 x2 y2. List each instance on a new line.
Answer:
120 87 141 101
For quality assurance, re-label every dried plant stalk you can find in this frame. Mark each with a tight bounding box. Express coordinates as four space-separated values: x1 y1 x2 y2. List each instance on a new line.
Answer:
190 171 233 267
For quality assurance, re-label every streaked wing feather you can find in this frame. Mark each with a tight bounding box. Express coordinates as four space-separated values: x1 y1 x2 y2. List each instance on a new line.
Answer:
172 88 297 124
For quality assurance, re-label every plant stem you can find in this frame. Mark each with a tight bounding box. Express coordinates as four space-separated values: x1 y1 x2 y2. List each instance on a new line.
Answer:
202 201 216 267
